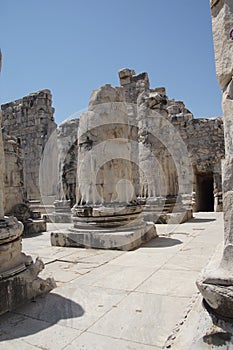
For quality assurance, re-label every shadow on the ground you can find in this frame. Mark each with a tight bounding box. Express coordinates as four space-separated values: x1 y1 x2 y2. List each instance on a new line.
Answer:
187 218 216 223
143 236 183 248
0 293 84 341
22 231 44 239
203 332 233 347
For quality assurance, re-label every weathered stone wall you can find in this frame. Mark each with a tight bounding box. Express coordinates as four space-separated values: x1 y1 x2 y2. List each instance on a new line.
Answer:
118 68 150 103
57 118 79 207
52 68 224 217
3 134 25 214
2 70 224 218
0 52 55 316
169 109 224 211
196 0 233 325
1 90 57 202
119 68 225 212
51 84 157 250
169 113 224 174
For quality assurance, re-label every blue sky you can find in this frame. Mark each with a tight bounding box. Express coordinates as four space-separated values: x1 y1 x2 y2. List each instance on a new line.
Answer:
0 0 222 125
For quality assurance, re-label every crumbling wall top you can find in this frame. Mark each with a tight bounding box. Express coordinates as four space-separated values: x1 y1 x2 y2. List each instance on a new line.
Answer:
1 89 54 120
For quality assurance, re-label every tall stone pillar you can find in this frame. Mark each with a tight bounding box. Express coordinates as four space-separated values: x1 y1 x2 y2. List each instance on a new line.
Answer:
197 0 233 322
0 52 55 315
51 84 157 250
53 118 79 223
137 90 193 224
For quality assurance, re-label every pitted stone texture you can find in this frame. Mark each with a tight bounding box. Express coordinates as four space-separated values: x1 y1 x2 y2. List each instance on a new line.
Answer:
50 68 224 222
196 0 233 326
0 216 55 315
118 68 224 216
89 84 125 109
3 136 25 214
76 86 137 207
197 55 233 324
0 257 56 316
137 89 193 219
57 118 79 206
51 221 157 251
118 68 150 103
53 200 72 223
211 0 233 91
0 54 54 316
1 90 57 202
0 112 5 218
53 84 154 250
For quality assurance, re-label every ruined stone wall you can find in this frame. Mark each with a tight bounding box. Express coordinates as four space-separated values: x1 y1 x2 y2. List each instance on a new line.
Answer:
118 68 150 103
169 114 224 174
119 68 225 211
1 90 57 202
3 134 25 214
53 68 224 215
169 110 224 211
57 118 79 207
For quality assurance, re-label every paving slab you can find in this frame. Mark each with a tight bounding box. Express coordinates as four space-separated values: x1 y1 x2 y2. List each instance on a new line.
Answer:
107 248 176 268
63 331 160 350
165 241 229 349
0 340 39 350
162 251 215 272
39 260 82 284
0 212 224 349
166 295 233 350
0 311 81 350
74 264 157 291
14 284 128 331
136 268 200 297
89 291 190 347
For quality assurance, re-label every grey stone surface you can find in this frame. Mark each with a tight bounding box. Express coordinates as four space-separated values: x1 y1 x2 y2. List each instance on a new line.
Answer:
197 0 233 326
3 135 24 214
89 292 189 348
0 111 5 218
51 220 157 251
165 242 233 349
210 0 233 90
0 53 54 318
65 332 159 350
0 212 222 349
56 118 79 207
53 200 72 223
0 312 81 350
1 90 57 203
23 219 46 235
53 84 157 250
118 68 224 215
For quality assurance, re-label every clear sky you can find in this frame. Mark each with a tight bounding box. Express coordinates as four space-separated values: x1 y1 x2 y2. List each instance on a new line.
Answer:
0 0 222 125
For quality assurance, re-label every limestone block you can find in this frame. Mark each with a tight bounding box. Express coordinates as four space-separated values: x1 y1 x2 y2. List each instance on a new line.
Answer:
77 86 137 207
0 257 56 316
51 220 157 251
88 84 125 110
196 0 233 325
167 104 181 115
1 90 57 204
53 84 155 250
118 68 136 79
53 200 72 223
0 112 5 218
211 0 233 90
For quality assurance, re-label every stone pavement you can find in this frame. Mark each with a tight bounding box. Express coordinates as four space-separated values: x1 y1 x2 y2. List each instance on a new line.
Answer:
0 212 223 349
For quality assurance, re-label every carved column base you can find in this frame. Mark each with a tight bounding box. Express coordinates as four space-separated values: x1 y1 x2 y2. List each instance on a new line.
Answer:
0 216 56 315
141 196 193 224
51 204 157 250
196 245 233 322
53 200 72 223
